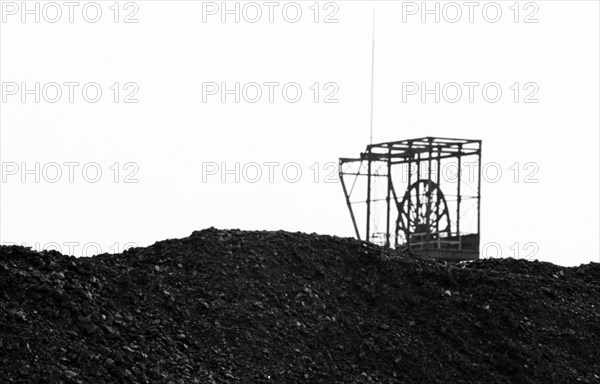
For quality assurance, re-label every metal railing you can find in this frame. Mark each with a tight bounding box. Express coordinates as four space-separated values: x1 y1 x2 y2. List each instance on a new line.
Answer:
408 232 465 250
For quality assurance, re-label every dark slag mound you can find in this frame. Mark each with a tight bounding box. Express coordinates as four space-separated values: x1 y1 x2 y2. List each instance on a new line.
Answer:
1 228 599 383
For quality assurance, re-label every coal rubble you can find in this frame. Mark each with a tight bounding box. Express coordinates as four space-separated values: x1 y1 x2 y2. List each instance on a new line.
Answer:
1 228 599 383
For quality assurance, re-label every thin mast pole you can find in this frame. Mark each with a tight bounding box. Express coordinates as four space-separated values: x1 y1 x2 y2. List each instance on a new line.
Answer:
369 9 375 145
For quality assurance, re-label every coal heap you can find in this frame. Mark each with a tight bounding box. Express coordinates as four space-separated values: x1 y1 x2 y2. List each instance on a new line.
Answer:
1 228 599 383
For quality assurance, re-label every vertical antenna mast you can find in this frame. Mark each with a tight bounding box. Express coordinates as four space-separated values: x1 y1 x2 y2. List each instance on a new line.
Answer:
369 9 376 145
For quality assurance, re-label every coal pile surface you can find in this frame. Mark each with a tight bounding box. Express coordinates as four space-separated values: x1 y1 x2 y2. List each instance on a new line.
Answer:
1 228 599 383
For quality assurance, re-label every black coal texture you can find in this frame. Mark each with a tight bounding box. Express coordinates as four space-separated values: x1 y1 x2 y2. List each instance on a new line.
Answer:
1 228 599 383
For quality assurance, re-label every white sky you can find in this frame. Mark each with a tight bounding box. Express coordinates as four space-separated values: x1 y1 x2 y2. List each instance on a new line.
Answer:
1 0 599 266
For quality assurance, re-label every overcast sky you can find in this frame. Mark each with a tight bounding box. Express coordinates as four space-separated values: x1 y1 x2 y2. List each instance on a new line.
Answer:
1 0 599 266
